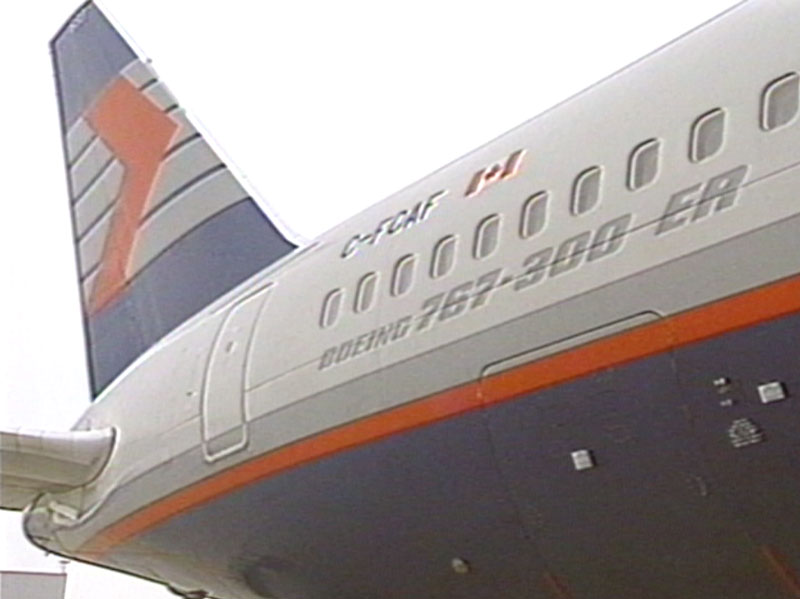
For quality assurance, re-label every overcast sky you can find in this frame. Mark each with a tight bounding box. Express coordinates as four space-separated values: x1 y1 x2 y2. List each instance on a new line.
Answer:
1 1 741 597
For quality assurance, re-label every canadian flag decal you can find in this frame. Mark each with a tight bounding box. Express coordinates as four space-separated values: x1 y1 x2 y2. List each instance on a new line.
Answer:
464 149 526 198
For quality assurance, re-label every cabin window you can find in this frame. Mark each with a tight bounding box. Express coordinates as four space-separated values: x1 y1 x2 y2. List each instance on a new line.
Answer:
571 167 602 215
690 109 726 162
391 254 416 296
473 214 501 259
354 272 378 313
431 235 457 278
520 192 548 239
320 289 343 328
627 139 660 190
762 72 800 131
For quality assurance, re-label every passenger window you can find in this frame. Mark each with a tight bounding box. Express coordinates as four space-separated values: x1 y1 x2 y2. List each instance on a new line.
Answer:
391 255 416 297
571 167 602 215
431 235 456 279
690 109 725 162
320 289 343 328
762 72 800 131
627 139 660 190
520 192 548 239
473 214 501 259
354 272 378 313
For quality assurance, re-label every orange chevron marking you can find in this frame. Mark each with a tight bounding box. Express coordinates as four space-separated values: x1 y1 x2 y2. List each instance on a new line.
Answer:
87 77 178 314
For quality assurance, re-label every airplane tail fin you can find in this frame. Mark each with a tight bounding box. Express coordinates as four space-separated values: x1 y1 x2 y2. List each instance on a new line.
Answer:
51 3 297 398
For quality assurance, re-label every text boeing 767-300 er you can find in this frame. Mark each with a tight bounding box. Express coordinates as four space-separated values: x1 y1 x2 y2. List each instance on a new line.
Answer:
2 1 800 598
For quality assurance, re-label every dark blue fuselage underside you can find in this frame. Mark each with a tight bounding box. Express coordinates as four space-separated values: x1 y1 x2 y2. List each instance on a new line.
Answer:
135 310 800 599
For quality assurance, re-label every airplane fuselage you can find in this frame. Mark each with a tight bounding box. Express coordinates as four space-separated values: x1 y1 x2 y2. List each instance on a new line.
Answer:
23 2 800 598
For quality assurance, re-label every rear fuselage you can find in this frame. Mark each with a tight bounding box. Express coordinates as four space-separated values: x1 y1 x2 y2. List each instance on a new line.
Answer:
26 2 800 598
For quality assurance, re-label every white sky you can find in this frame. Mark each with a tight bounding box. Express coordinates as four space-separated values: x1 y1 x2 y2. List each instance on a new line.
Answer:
1 1 740 597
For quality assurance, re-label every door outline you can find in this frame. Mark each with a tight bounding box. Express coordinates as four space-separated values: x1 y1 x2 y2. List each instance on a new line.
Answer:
201 285 271 462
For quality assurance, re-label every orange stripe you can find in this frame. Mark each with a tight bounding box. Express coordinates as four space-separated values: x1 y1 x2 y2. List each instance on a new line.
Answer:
87 78 178 314
762 545 800 597
80 274 800 556
81 381 482 556
542 572 575 599
483 275 800 404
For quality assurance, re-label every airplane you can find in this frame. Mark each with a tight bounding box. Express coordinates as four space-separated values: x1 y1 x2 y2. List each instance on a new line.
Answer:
2 0 800 598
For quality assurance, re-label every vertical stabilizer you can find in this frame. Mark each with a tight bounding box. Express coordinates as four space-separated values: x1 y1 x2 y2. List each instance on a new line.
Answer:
51 3 297 397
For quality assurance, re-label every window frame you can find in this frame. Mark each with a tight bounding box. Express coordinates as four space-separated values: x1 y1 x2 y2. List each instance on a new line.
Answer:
391 254 416 297
690 109 726 163
571 166 603 215
431 235 457 279
320 288 343 328
520 191 549 239
354 272 378 314
627 138 661 191
473 214 501 260
761 72 800 131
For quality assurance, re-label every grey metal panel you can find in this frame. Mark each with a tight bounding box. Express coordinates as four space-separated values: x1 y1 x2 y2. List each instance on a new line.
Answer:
87 200 294 395
65 117 94 164
165 110 200 152
145 138 222 215
77 208 112 277
68 137 112 200
51 3 136 130
80 269 98 305
120 58 157 89
73 159 123 237
143 81 177 110
132 169 244 275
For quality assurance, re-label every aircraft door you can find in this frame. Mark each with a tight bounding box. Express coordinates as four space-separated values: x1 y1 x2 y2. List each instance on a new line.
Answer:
202 286 271 462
